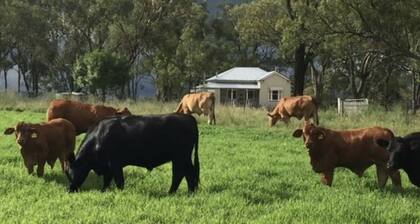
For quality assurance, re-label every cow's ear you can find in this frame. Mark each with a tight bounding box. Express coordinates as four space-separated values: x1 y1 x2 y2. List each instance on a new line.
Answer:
67 153 76 163
376 139 389 148
4 128 15 135
267 113 274 118
292 129 303 138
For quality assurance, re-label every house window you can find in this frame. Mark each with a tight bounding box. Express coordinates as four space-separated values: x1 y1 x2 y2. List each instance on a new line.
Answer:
269 88 282 101
228 89 237 100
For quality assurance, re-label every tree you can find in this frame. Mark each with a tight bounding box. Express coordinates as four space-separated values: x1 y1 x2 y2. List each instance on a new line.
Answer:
74 50 130 102
230 0 321 96
5 0 58 95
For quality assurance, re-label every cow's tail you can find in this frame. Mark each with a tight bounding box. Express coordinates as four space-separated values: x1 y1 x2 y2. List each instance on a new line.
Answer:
193 126 200 187
312 96 320 125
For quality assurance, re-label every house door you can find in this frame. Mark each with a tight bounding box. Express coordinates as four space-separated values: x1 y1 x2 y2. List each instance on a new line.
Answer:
246 89 259 107
237 90 246 105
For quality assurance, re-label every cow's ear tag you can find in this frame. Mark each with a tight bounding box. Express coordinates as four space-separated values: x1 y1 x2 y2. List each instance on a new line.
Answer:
31 132 38 139
317 133 324 140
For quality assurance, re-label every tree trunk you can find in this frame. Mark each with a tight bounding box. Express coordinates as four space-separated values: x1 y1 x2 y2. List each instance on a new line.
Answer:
18 70 21 93
310 62 323 105
20 70 30 94
293 44 308 96
412 71 417 114
101 88 106 103
3 69 7 90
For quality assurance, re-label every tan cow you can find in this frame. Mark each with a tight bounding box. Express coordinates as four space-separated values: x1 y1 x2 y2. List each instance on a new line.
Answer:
4 118 76 177
267 95 318 127
175 92 216 125
46 99 131 135
292 122 401 189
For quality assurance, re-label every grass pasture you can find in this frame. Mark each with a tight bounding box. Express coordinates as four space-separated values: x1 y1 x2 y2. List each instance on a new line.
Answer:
1 97 420 223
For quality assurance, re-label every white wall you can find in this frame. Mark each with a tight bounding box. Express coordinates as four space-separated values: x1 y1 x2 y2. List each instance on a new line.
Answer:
258 74 291 108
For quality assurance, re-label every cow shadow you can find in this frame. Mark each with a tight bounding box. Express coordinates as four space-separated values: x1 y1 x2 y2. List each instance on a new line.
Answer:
362 180 420 197
43 172 69 186
43 171 105 192
379 184 420 197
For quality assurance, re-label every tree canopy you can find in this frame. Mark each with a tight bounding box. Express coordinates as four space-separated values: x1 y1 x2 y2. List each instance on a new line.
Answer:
0 0 419 107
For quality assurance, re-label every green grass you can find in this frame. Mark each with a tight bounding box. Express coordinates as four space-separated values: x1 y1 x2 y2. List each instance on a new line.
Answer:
1 97 420 223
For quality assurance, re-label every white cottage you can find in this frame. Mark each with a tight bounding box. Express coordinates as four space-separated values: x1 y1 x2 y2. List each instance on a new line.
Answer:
196 67 291 107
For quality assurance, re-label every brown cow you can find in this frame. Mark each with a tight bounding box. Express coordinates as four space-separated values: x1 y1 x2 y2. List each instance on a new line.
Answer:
267 95 318 127
46 99 131 134
4 118 76 177
292 122 401 188
175 92 216 125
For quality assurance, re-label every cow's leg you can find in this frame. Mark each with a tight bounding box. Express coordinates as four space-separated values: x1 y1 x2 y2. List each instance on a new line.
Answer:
37 161 46 177
23 158 34 175
282 116 290 126
27 165 34 175
111 166 125 190
48 159 56 169
58 157 66 172
184 161 198 192
209 111 216 125
102 171 113 192
388 169 402 190
375 164 389 188
320 170 334 186
169 161 185 194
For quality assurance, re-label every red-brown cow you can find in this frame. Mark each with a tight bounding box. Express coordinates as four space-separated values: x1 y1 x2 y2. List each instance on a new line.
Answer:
4 118 76 177
292 122 401 188
46 99 131 135
267 95 318 127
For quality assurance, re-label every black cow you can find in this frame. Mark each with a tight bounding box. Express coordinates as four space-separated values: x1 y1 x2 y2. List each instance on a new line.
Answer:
66 113 200 193
377 132 420 187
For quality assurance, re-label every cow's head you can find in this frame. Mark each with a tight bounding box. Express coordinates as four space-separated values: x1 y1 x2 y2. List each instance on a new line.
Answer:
267 112 281 127
66 138 98 193
66 152 92 193
4 122 38 146
115 107 131 116
292 122 326 149
377 136 420 171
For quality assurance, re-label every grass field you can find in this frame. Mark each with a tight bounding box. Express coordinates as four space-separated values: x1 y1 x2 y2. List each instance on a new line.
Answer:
1 96 420 223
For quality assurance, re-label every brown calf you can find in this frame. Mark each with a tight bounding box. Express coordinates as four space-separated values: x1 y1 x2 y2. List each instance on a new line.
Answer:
175 92 216 125
292 122 401 188
267 95 318 127
4 118 76 177
46 99 131 134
